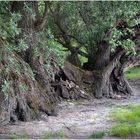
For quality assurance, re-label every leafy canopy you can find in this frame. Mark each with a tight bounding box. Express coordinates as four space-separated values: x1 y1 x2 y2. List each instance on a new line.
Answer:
49 1 140 58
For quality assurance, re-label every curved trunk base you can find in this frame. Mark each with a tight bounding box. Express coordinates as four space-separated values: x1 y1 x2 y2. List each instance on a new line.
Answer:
0 52 89 125
64 61 134 99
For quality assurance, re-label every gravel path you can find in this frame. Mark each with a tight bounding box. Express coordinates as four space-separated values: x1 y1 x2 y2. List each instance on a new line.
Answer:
0 80 140 139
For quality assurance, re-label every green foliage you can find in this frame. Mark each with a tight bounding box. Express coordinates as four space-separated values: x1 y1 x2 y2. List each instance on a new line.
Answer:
5 56 22 75
0 2 21 40
112 109 139 123
49 1 140 59
111 124 130 138
123 39 135 52
2 80 11 100
90 131 105 139
110 28 136 54
5 39 28 53
112 123 140 138
38 1 45 14
0 12 21 40
34 30 67 76
111 105 140 138
19 83 29 93
57 129 66 138
0 2 30 54
9 132 29 139
125 66 140 80
20 132 29 139
43 130 66 139
79 55 88 66
9 134 18 139
24 2 35 20
47 39 67 67
17 39 29 52
110 29 123 52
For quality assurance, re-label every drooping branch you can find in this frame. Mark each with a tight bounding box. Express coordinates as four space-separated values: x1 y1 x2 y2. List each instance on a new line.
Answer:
55 39 66 47
50 3 92 61
78 11 92 34
50 6 88 58
32 1 41 21
65 34 88 48
122 46 140 72
104 49 125 75
53 34 88 57
34 1 50 31
123 57 140 72
104 44 140 77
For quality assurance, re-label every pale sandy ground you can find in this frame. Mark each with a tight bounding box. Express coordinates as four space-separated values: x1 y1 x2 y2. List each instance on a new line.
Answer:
0 79 140 139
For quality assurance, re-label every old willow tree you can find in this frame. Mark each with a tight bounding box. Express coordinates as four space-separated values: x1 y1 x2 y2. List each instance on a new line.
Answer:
0 1 140 124
0 1 55 124
0 1 90 125
49 1 140 98
0 1 67 124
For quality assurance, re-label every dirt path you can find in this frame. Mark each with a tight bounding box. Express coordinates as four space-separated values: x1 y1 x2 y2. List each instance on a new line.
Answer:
0 80 140 139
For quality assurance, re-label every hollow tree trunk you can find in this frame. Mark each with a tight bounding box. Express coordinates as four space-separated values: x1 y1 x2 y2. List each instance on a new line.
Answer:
94 51 140 99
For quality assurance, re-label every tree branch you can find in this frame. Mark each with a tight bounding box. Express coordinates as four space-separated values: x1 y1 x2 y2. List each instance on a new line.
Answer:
65 34 88 47
104 49 125 75
50 4 88 58
79 11 93 35
32 1 41 21
54 39 65 47
35 1 50 31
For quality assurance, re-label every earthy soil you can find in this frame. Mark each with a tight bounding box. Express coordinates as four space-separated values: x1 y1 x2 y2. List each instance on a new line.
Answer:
0 79 140 139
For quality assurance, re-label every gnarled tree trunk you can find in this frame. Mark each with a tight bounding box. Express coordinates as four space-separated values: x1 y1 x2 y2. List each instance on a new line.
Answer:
94 50 140 99
0 2 89 125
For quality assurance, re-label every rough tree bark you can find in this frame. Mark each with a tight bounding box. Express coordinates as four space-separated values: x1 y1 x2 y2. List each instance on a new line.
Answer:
49 1 140 100
93 48 140 99
0 2 89 125
53 48 139 100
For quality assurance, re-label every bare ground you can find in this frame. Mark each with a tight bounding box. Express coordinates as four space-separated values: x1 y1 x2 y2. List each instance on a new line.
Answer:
0 79 140 139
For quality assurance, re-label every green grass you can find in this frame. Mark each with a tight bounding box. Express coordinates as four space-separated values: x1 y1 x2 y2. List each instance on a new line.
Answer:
111 105 140 138
90 131 105 139
43 129 66 139
125 66 140 80
20 132 29 139
9 134 17 139
8 132 29 139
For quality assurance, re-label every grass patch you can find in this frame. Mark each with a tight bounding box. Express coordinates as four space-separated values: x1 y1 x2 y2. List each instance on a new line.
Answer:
90 131 105 139
20 132 29 139
9 134 17 139
125 66 140 80
8 132 29 139
43 129 66 139
111 124 130 138
111 105 140 138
